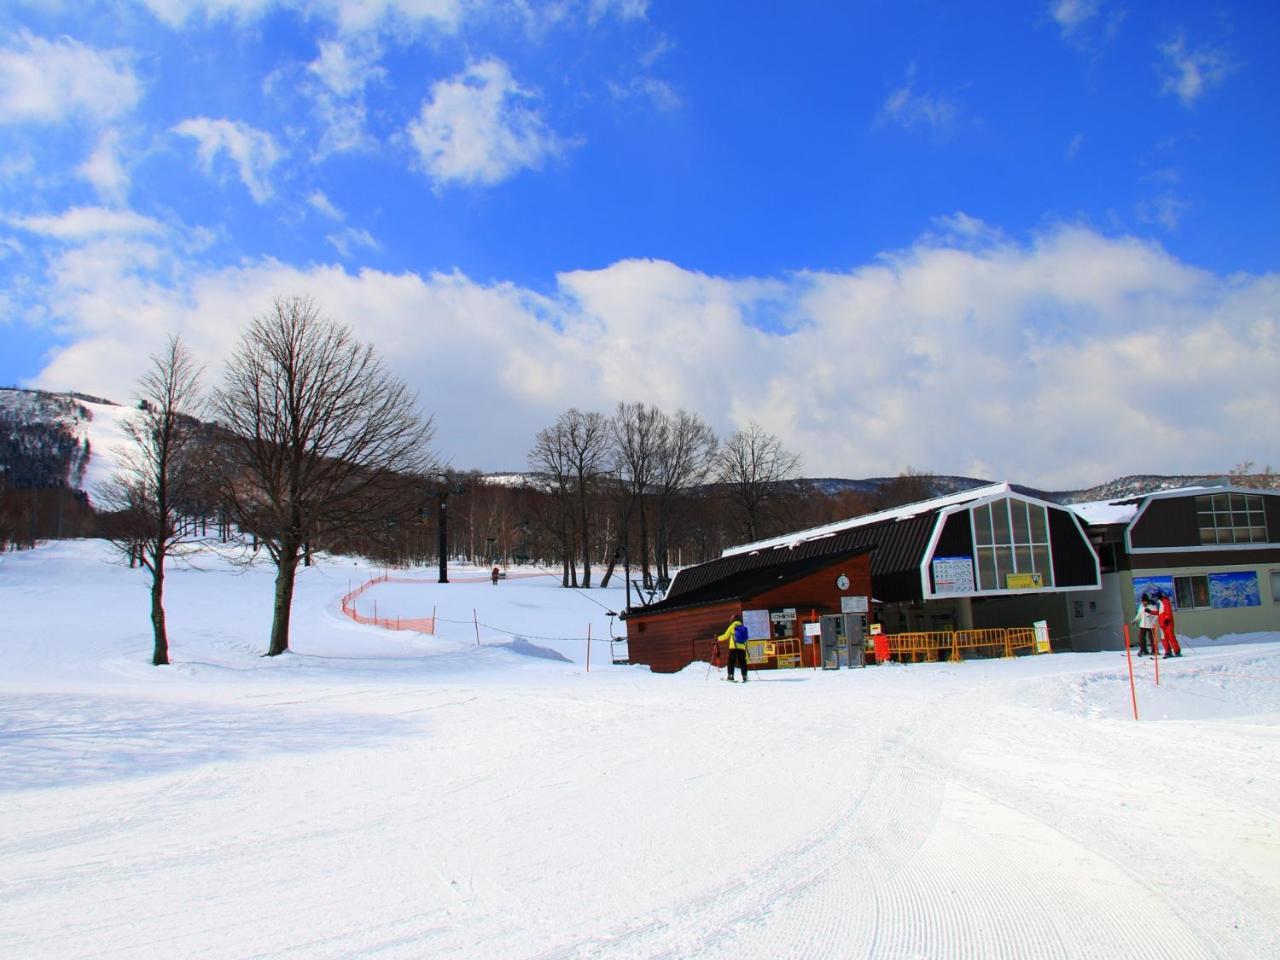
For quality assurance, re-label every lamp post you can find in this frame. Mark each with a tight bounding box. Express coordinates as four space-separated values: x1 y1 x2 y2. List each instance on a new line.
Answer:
436 486 450 583
431 472 466 583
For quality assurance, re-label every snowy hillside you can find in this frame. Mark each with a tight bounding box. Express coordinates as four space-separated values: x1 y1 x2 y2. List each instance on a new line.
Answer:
0 387 137 505
3 539 1279 959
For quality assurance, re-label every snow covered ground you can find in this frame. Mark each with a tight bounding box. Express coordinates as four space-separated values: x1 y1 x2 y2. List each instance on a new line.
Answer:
2 540 1278 959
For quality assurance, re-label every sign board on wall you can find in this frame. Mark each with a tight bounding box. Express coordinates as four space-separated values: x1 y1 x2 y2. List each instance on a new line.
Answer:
932 556 976 594
1006 572 1043 589
840 595 869 613
1208 572 1261 607
1033 620 1051 653
741 609 772 641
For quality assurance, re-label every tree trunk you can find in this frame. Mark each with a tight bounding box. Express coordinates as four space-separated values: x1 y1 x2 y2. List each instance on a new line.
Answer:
638 498 652 588
150 555 169 666
579 486 592 589
268 547 299 656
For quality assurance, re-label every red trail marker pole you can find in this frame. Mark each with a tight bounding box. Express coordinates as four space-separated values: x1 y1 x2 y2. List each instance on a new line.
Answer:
1123 624 1140 721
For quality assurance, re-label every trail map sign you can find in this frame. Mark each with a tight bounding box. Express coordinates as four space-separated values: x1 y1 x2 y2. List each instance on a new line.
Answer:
932 556 976 594
742 609 772 641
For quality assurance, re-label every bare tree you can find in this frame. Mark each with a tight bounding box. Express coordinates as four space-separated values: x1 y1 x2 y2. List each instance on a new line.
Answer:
874 467 938 510
100 335 205 666
529 415 578 586
1228 461 1279 490
715 421 801 543
653 409 717 584
611 401 664 587
211 296 435 656
563 409 610 587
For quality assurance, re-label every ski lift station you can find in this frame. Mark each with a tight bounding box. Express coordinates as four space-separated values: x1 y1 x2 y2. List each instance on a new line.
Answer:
621 481 1280 673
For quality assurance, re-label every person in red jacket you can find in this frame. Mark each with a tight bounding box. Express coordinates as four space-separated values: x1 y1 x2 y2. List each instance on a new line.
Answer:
1156 591 1182 658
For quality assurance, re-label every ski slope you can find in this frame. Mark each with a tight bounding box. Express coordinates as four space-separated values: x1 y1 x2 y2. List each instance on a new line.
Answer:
2 540 1278 959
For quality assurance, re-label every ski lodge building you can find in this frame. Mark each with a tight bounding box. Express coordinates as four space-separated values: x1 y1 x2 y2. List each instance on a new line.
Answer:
621 481 1280 673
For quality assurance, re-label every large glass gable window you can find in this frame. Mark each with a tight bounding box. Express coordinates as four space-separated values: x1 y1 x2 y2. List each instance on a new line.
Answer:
1196 493 1268 545
971 497 1055 590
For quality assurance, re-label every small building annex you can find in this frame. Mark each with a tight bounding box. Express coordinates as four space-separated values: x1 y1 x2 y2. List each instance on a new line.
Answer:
620 536 873 673
1072 484 1280 644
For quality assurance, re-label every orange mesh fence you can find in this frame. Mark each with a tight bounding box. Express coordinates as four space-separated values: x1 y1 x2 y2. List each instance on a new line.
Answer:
340 573 436 634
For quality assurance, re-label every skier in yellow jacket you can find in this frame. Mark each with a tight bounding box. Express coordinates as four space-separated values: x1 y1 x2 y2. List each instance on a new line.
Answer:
720 613 750 682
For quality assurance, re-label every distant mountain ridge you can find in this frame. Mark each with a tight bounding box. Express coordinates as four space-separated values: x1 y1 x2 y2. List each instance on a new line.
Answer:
0 387 1264 506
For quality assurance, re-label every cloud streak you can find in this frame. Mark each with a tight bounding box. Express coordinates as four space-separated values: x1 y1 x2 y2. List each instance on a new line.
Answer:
172 117 282 202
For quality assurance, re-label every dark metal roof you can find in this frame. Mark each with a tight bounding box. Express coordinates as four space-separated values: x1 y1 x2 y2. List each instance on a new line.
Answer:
621 535 874 619
624 511 944 619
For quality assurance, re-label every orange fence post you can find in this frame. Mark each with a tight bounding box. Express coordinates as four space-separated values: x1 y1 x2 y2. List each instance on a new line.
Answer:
1123 624 1140 721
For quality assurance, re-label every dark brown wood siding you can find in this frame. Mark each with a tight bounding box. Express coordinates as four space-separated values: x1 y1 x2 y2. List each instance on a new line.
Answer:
1130 497 1200 549
625 554 873 673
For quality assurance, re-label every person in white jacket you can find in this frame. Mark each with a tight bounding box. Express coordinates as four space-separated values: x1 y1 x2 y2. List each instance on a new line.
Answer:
1132 593 1158 657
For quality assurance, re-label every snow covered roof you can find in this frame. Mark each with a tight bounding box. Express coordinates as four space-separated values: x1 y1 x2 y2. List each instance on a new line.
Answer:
1067 483 1242 529
722 482 1017 557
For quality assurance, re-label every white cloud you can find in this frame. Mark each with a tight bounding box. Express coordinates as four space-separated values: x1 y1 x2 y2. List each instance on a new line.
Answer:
21 217 1280 488
588 0 648 23
308 190 345 220
406 59 571 188
608 75 681 111
0 30 140 125
77 130 131 204
300 38 385 155
1159 34 1236 107
326 225 379 258
1136 195 1190 233
8 206 166 239
172 117 282 202
877 63 960 136
139 0 465 33
1050 0 1099 36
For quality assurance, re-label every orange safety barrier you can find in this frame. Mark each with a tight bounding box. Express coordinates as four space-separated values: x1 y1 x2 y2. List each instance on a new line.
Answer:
877 626 1049 664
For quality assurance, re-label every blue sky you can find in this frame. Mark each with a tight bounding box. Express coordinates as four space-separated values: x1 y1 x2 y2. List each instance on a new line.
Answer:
2 1 1278 487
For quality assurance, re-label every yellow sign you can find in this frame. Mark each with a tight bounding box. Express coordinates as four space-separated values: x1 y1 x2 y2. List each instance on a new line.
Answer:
1006 572 1043 589
776 654 802 669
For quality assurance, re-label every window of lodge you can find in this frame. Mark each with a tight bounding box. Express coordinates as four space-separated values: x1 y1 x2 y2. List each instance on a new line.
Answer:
971 497 1055 591
1196 493 1268 545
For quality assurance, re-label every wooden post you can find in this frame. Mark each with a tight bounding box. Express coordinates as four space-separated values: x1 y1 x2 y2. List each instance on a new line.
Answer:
473 608 480 646
586 623 592 672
